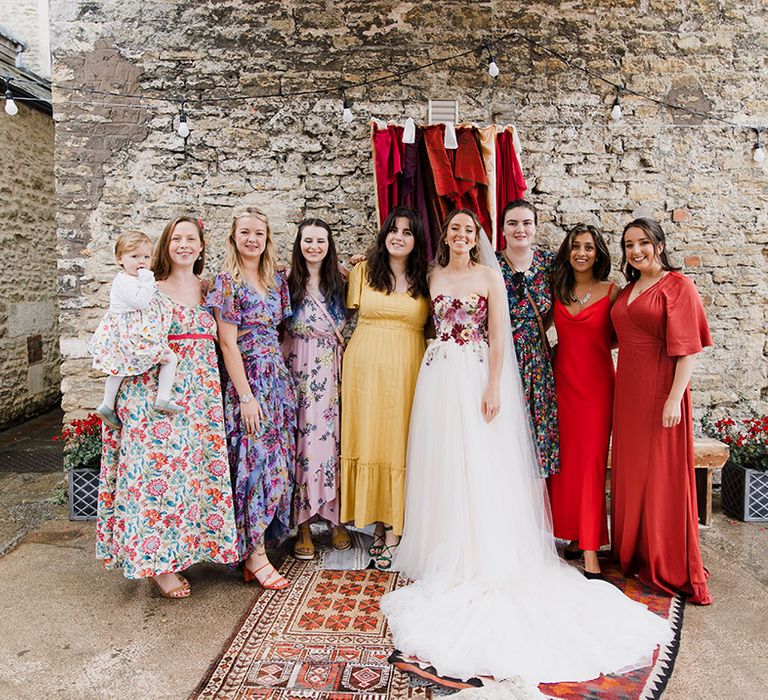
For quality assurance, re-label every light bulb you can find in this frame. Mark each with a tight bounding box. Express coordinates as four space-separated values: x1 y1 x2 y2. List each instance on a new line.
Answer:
4 90 18 116
610 100 622 121
488 60 500 78
342 96 354 123
754 144 766 163
177 115 190 138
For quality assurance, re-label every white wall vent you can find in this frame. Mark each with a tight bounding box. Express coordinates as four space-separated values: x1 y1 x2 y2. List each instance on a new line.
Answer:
428 99 458 125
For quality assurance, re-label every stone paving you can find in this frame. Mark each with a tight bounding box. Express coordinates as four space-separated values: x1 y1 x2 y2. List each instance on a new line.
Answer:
1 410 766 699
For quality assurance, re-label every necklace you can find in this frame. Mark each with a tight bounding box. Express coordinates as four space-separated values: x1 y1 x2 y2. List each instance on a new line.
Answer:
502 249 533 273
569 285 594 306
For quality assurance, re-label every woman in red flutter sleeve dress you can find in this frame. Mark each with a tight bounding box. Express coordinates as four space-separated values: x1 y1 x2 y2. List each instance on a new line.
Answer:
610 217 712 605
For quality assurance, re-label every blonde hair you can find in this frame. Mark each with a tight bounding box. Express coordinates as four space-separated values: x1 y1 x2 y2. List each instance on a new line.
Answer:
151 216 205 281
225 207 277 290
115 230 152 260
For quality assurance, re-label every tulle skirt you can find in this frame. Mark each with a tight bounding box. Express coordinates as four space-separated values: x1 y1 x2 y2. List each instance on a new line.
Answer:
380 340 672 684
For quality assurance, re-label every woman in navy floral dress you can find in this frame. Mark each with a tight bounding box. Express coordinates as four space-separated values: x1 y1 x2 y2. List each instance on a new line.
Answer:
496 199 558 477
208 207 297 590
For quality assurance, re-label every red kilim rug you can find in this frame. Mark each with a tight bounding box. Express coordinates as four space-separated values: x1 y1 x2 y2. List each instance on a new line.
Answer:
192 558 429 699
390 562 685 699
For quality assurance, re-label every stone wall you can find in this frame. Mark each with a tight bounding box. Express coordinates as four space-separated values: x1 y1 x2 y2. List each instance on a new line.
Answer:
0 99 59 427
0 0 52 78
49 0 768 422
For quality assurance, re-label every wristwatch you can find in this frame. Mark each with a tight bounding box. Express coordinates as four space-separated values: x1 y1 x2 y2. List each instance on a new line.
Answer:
240 393 254 403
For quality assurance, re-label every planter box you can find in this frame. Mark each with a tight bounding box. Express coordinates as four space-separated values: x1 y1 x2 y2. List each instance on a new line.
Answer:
721 463 768 522
68 468 99 521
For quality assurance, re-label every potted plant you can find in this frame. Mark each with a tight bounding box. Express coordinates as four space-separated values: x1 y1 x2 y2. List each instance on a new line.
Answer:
56 413 102 520
703 412 768 522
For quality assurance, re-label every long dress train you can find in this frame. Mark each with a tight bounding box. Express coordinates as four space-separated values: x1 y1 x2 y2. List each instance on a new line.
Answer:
380 290 672 685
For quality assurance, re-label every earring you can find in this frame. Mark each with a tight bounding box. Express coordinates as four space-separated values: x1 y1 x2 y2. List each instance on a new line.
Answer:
196 255 202 261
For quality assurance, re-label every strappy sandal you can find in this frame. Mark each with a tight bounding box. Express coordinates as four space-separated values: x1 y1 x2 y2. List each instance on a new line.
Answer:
331 525 352 551
243 561 291 590
368 529 386 557
375 544 397 571
293 524 315 560
149 573 191 599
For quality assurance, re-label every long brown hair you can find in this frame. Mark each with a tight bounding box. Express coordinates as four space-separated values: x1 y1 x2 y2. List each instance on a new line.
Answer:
434 209 482 267
225 207 278 290
620 217 681 282
367 206 429 298
152 216 205 281
288 218 345 318
552 224 612 304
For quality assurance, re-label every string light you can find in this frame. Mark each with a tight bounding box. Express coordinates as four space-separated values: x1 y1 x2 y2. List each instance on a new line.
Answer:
176 101 190 138
3 78 18 116
610 87 622 121
484 45 500 78
341 90 354 123
753 129 766 163
4 33 765 162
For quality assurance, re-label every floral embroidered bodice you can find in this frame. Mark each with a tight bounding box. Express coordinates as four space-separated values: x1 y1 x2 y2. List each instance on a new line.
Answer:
432 292 488 346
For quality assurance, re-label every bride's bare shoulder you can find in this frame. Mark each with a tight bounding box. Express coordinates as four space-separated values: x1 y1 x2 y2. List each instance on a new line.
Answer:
474 263 503 284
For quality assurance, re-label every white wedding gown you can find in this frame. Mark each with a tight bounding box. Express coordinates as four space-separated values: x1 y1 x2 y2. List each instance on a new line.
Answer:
379 289 673 685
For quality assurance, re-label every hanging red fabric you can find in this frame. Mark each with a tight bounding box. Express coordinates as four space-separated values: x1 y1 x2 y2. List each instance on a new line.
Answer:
455 127 493 239
495 127 527 249
372 123 404 225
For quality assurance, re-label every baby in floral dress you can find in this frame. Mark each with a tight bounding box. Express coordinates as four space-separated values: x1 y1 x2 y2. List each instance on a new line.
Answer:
89 230 182 429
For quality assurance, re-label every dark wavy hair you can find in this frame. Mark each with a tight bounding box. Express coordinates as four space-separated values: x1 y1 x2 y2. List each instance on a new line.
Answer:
288 218 346 318
552 224 612 304
435 209 482 267
367 206 429 298
620 217 681 282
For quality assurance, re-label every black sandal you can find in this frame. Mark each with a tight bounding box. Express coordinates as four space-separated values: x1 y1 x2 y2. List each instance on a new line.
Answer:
369 531 386 557
375 543 397 571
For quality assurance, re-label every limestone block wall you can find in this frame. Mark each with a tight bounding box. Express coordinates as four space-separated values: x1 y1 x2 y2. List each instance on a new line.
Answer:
49 0 768 422
0 101 60 427
0 0 52 78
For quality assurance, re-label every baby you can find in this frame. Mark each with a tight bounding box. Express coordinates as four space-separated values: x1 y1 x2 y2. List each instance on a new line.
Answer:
88 231 183 429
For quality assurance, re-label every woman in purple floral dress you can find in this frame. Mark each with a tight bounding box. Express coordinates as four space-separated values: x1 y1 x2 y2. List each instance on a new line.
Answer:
209 207 297 590
283 219 351 560
96 216 239 599
496 199 559 477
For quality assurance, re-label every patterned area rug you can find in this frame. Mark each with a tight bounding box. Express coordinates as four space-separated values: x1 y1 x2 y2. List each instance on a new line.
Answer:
192 558 430 698
193 554 683 699
390 562 685 700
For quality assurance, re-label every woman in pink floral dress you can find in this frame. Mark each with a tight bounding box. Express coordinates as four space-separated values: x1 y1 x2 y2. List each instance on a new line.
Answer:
283 219 351 560
96 216 239 599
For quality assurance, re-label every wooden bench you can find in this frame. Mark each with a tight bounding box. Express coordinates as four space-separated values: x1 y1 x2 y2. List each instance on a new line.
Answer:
692 437 730 526
606 437 729 526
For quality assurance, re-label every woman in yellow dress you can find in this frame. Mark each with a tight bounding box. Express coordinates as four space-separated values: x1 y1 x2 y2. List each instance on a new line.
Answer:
341 206 430 570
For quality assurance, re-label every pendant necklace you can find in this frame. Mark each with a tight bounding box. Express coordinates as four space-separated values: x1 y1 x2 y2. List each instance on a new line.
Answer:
570 285 594 306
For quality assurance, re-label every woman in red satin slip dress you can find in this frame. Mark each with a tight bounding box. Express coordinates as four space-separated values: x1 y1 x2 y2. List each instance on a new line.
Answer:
610 218 712 605
548 224 620 578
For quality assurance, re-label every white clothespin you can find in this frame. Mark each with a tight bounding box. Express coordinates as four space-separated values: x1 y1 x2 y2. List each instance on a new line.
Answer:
403 117 416 144
444 122 458 149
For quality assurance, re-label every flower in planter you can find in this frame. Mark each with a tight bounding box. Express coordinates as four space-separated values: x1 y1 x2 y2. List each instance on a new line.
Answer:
703 412 768 472
55 413 103 471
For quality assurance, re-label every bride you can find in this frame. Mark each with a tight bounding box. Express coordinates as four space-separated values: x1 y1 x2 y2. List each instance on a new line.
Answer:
380 209 672 685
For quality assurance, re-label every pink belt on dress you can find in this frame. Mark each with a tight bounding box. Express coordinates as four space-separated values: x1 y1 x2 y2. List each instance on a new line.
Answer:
167 333 216 341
